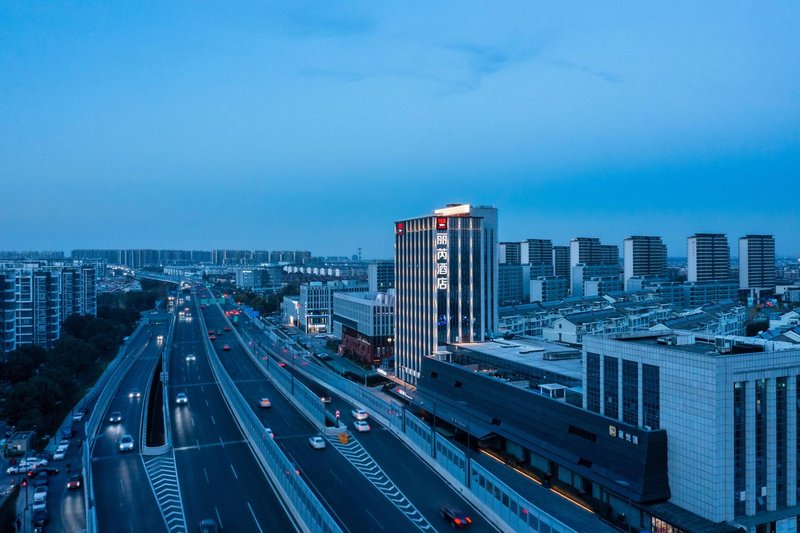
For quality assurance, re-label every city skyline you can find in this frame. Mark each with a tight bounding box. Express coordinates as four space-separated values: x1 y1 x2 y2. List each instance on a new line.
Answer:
2 3 798 257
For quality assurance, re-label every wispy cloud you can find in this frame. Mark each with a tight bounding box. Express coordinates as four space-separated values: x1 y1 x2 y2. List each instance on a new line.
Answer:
551 59 621 83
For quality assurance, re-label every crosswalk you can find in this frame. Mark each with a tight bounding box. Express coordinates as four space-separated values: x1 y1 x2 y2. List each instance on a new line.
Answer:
327 433 435 533
143 452 187 532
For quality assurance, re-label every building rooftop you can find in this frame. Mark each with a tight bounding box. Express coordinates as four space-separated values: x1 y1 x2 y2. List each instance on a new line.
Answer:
608 330 800 356
452 338 584 381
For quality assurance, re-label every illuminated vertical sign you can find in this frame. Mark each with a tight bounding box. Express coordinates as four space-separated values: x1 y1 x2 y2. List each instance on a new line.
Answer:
436 218 448 290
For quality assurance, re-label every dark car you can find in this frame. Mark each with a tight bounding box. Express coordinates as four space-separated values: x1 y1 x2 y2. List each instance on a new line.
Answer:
199 518 219 533
33 471 49 487
28 467 58 478
441 506 472 528
61 426 76 439
67 473 82 490
32 508 48 527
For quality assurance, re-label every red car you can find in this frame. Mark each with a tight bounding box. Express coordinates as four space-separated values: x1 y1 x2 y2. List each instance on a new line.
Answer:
209 334 216 341
223 345 230 351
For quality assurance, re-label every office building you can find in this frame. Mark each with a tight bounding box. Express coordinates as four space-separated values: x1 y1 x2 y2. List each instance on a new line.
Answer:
584 331 800 530
332 291 395 365
552 245 570 278
368 261 395 292
624 236 667 291
0 271 15 354
739 235 776 297
298 280 368 334
235 266 283 292
688 233 730 282
394 203 498 384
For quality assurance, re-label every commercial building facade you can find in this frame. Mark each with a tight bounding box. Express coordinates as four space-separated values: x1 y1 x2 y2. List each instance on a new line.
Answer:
368 260 395 292
332 291 394 365
584 331 800 530
394 204 498 384
298 280 368 334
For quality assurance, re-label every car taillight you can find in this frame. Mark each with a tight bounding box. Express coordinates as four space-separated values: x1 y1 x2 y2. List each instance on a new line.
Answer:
466 517 472 523
454 519 461 524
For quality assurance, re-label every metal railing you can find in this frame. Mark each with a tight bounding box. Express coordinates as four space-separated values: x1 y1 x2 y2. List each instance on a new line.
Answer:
197 301 342 533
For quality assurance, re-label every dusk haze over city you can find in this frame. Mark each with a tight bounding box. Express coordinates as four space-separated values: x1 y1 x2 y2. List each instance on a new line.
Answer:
1 3 799 533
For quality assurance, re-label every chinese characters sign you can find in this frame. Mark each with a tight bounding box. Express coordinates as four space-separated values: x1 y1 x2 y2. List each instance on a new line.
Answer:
436 219 448 291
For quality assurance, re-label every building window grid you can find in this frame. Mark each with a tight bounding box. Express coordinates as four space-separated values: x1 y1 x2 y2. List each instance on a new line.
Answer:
755 379 767 512
776 376 787 508
622 359 639 426
734 381 746 516
642 363 660 430
586 352 600 413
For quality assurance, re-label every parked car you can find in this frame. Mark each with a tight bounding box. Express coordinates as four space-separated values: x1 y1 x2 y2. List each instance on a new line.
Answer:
176 392 188 405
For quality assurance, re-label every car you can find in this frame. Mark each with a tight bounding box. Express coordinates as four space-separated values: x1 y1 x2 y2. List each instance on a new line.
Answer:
61 426 76 439
109 411 123 424
352 409 369 420
66 473 82 490
176 392 188 405
353 420 370 432
259 398 271 408
199 518 219 533
278 362 286 367
32 501 47 513
308 436 326 449
5 465 27 475
209 334 216 341
119 434 135 452
33 471 49 487
33 486 48 503
319 394 332 404
28 467 58 478
441 506 473 528
222 344 230 351
265 427 274 439
224 326 231 332
208 330 215 335
185 353 196 362
53 448 66 461
200 305 206 310
32 508 48 527
72 411 85 422
129 388 142 399
22 457 48 468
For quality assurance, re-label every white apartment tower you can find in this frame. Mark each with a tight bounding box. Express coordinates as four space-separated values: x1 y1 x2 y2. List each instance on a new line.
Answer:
394 204 498 385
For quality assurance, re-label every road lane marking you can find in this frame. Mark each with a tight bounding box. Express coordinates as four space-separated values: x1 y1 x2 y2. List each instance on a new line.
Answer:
201 385 205 392
247 502 264 533
191 417 195 427
365 509 385 530
329 469 343 484
205 398 209 406
196 439 200 450
215 507 223 529
210 415 216 425
120 478 126 495
220 436 225 448
204 467 210 483
230 464 238 480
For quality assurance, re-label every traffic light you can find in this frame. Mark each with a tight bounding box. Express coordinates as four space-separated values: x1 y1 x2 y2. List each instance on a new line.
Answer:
21 479 27 487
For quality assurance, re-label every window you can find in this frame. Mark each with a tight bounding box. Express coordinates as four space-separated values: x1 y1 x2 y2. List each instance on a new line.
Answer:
642 364 660 430
586 352 601 413
604 356 619 419
622 360 638 426
733 381 746 516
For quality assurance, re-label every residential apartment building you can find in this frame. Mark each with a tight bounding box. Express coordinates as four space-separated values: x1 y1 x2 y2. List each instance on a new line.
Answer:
368 260 395 292
0 271 15 354
530 276 569 303
498 264 529 306
235 266 283 292
552 246 570 278
394 203 498 384
624 236 667 291
688 233 731 282
739 235 776 297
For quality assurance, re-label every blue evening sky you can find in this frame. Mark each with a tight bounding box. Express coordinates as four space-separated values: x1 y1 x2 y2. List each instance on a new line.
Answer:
1 2 798 258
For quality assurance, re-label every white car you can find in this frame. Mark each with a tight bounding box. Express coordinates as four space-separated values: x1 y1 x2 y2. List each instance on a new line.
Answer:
176 392 188 405
22 457 48 468
265 427 274 439
185 354 196 362
308 436 326 449
33 486 48 503
353 420 371 432
72 411 85 422
352 409 369 420
119 434 135 452
53 449 67 461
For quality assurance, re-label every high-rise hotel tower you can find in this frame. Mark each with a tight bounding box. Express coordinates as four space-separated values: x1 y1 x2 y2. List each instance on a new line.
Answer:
394 204 498 385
